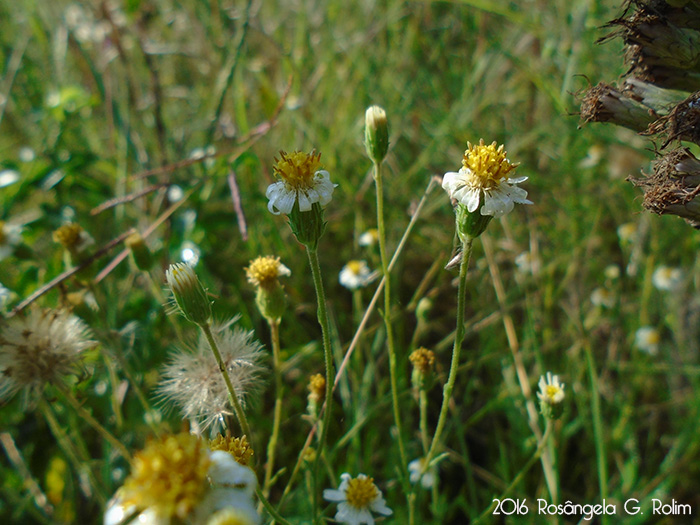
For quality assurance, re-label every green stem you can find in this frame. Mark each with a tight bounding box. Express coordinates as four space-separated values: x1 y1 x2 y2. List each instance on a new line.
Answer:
200 321 252 440
56 384 132 461
256 486 292 525
473 421 553 524
419 388 430 455
585 341 608 522
373 160 409 468
307 246 334 525
424 236 474 469
39 399 108 504
374 159 414 524
263 318 283 497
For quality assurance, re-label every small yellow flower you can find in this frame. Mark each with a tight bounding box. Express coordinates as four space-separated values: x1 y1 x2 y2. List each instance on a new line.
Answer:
409 348 435 374
210 435 255 466
245 256 291 290
266 150 336 215
121 433 211 519
308 373 326 403
442 139 531 218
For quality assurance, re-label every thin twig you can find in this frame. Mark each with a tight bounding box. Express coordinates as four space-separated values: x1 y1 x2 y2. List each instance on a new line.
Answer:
10 229 135 316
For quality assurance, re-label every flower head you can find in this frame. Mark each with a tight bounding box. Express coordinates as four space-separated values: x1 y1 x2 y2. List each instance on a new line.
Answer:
652 265 684 291
323 473 392 525
0 308 95 402
245 256 291 290
266 150 336 215
358 229 379 247
635 326 661 356
365 105 389 164
157 320 266 432
105 433 261 525
442 140 531 220
210 435 254 467
166 262 212 325
591 287 615 308
339 260 375 290
408 458 437 489
245 255 290 321
0 221 22 260
52 223 93 254
307 373 326 417
119 433 212 520
537 372 565 420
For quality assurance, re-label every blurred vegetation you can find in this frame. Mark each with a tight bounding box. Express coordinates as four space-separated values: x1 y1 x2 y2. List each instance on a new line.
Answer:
2 0 700 523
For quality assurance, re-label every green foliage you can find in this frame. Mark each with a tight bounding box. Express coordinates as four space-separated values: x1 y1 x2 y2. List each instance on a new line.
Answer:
1 0 698 524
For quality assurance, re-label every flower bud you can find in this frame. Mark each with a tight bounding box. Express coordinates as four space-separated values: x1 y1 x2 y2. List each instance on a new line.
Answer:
166 263 212 325
365 105 389 164
125 232 154 272
409 348 436 391
245 255 290 321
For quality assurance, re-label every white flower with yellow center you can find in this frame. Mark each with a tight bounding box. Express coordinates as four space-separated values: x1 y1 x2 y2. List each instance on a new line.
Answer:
408 458 437 489
323 473 392 525
652 265 683 292
339 260 375 290
266 150 336 215
0 221 22 260
635 326 661 356
537 372 565 405
442 140 531 217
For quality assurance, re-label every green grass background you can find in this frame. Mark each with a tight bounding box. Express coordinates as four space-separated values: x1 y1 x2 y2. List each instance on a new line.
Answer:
2 0 700 523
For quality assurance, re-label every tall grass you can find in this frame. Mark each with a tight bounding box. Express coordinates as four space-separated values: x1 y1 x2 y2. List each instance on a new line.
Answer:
2 0 699 523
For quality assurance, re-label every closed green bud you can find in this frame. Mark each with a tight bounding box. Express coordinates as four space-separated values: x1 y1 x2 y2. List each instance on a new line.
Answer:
125 232 154 272
166 262 212 325
365 105 389 164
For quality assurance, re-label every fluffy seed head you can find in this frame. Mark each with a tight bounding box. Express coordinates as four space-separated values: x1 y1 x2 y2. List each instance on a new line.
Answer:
0 308 95 402
157 320 266 431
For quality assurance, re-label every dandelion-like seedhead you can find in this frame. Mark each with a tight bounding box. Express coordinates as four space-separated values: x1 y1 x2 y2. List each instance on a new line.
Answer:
339 260 375 290
442 140 531 236
157 320 266 431
0 308 95 402
323 473 392 525
537 372 565 420
266 150 336 215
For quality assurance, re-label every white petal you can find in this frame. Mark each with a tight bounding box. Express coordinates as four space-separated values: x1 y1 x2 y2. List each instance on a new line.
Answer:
297 190 312 211
442 171 461 193
323 489 347 502
464 188 481 212
208 451 257 496
507 176 528 184
370 497 393 516
276 191 296 215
